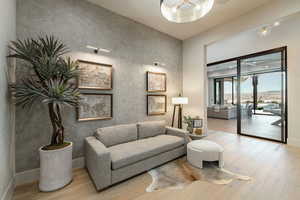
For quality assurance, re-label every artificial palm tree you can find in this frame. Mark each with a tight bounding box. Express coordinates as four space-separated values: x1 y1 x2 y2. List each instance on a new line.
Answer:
9 35 81 149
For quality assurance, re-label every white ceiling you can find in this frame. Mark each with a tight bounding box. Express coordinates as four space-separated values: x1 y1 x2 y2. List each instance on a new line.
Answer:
87 0 273 40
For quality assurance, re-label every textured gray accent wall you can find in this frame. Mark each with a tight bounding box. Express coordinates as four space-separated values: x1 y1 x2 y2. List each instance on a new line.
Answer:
16 0 182 172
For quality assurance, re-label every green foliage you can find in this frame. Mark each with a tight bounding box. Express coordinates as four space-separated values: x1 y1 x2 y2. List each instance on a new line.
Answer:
183 115 193 127
8 35 81 146
8 35 81 109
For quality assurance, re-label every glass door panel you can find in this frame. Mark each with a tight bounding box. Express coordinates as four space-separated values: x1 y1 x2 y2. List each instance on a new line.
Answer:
233 77 238 105
240 75 254 111
255 72 282 115
239 51 286 142
224 77 234 104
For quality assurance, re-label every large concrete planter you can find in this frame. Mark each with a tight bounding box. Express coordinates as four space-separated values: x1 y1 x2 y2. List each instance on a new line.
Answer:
39 142 73 192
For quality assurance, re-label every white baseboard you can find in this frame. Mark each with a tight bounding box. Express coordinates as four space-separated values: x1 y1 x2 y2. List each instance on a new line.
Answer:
15 157 85 186
1 178 14 200
288 137 300 147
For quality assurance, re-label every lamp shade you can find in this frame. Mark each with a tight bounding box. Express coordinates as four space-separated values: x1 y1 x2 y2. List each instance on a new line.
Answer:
172 97 188 105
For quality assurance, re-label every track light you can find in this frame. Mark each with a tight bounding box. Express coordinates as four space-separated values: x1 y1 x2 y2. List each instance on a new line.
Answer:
86 45 111 54
153 61 166 67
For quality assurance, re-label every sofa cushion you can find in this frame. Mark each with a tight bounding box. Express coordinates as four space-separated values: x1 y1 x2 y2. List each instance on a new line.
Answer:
137 121 166 139
109 135 185 170
95 124 137 147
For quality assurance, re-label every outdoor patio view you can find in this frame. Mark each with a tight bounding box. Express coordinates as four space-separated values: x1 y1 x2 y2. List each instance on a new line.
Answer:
239 72 282 116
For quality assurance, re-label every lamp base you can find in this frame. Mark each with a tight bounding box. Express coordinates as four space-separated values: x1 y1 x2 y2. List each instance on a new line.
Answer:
171 105 182 129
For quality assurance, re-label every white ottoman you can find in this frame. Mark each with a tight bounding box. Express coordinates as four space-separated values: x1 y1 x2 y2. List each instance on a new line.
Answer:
187 140 224 169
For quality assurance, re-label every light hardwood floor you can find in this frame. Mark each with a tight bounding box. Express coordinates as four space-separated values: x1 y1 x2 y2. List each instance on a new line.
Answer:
208 116 282 140
208 118 237 133
13 132 300 200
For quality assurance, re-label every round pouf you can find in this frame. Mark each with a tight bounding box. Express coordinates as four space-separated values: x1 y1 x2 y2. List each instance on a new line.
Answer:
187 140 224 169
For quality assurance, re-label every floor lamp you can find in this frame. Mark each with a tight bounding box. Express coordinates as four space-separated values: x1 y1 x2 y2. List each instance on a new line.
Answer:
171 95 188 129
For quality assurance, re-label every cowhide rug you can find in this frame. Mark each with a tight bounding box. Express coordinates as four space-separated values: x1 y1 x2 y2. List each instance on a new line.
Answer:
146 157 252 192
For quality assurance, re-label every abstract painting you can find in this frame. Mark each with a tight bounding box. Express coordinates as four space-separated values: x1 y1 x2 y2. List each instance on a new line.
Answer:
147 95 167 116
147 72 166 92
77 93 113 121
78 60 112 90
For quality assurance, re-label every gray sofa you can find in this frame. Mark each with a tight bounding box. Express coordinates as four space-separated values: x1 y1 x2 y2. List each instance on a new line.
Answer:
207 105 237 119
85 121 189 191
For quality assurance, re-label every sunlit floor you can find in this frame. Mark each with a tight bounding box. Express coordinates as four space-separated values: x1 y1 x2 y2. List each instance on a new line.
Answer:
13 132 300 200
242 115 282 140
208 115 282 141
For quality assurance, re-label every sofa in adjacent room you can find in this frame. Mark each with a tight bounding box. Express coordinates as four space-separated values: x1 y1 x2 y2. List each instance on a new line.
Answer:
207 105 237 119
85 121 189 191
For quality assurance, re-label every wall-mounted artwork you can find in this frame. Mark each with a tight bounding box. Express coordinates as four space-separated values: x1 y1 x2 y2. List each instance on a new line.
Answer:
77 93 113 122
78 60 113 90
147 95 167 116
147 72 167 92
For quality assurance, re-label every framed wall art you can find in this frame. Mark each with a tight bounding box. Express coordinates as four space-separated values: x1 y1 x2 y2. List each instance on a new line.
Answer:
193 118 203 128
146 72 167 92
147 95 167 116
77 93 113 122
77 60 113 90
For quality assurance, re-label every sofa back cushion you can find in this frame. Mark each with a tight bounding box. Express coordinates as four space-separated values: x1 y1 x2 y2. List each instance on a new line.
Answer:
95 124 138 147
137 121 166 139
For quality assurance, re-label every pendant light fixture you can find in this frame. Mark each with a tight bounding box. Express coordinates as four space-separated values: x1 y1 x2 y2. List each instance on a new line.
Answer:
160 0 214 23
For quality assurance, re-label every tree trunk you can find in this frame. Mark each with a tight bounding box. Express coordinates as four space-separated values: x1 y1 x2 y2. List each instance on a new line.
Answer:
48 103 65 146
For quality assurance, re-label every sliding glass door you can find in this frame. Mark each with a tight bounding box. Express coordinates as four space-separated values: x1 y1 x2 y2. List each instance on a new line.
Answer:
207 47 287 143
238 48 287 143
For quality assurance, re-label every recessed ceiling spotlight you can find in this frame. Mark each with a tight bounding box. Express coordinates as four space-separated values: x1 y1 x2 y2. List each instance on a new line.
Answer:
274 21 280 27
259 26 271 37
86 45 111 54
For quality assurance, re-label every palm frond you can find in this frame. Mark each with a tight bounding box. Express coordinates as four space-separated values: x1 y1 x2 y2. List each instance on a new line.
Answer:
56 58 79 82
42 79 81 107
12 78 47 108
9 35 80 109
37 35 69 57
8 38 39 63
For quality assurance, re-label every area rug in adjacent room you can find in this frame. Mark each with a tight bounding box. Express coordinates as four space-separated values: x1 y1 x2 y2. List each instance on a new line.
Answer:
146 157 252 192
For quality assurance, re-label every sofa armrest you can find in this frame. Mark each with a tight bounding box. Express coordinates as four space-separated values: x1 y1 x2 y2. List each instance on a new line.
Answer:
166 126 191 144
85 136 111 191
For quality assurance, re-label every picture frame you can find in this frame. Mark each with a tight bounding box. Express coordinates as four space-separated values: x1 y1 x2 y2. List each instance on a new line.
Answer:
147 95 167 116
193 119 203 128
77 93 113 122
146 72 167 92
77 60 113 90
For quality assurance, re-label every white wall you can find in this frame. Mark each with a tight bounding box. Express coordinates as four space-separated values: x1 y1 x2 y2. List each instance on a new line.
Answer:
206 12 300 146
0 0 16 200
182 0 300 145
